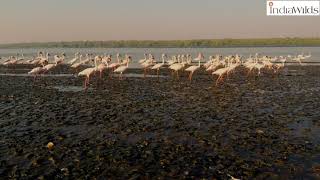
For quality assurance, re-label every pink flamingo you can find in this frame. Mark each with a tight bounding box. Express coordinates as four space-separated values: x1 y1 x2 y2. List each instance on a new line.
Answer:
78 57 98 89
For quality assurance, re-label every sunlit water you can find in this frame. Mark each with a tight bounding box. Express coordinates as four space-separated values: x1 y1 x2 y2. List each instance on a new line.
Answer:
1 47 320 68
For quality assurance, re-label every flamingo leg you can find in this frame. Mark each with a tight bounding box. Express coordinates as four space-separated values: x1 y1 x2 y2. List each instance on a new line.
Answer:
110 67 115 79
219 75 224 84
87 76 90 89
83 77 87 89
216 74 225 86
190 71 194 82
215 75 221 86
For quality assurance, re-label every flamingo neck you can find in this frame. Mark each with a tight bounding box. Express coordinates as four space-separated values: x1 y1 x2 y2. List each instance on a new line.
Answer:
94 58 97 68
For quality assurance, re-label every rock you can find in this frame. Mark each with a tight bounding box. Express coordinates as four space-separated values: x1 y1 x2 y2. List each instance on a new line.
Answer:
47 142 54 150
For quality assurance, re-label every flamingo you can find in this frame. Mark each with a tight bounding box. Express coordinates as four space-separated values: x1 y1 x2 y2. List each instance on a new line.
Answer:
185 53 203 82
169 56 184 80
54 53 66 65
274 57 286 73
3 53 25 66
43 64 56 73
68 52 80 64
254 63 265 76
304 52 311 59
114 56 131 80
212 67 229 85
203 55 215 69
96 56 110 79
109 53 121 70
141 54 155 78
42 55 58 73
138 53 148 64
16 53 25 63
78 57 98 89
151 54 167 79
28 67 45 81
81 54 92 65
38 53 50 66
71 55 84 74
167 55 177 65
108 53 122 78
2 56 16 66
2 55 23 72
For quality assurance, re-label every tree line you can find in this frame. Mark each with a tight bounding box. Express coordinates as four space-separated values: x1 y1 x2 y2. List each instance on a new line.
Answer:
1 38 320 48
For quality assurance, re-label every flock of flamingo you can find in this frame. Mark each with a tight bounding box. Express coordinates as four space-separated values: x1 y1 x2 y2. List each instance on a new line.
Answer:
0 51 311 88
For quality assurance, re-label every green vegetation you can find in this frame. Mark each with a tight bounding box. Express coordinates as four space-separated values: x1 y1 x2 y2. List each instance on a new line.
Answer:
1 38 320 48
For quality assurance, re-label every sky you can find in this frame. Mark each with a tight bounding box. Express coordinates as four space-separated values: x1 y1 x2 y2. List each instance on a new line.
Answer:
0 0 319 43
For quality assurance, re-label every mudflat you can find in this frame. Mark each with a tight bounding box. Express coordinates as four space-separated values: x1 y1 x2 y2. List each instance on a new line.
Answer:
0 65 319 179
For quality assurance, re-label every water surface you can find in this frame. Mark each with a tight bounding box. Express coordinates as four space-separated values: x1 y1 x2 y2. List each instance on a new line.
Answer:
1 47 319 68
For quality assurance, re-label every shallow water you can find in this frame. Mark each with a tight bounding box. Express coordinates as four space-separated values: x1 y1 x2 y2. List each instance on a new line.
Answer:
0 73 74 77
113 73 167 78
49 86 90 92
289 119 320 145
1 47 320 68
0 73 167 79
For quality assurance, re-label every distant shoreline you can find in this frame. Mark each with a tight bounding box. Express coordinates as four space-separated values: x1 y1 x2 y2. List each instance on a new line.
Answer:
1 38 320 48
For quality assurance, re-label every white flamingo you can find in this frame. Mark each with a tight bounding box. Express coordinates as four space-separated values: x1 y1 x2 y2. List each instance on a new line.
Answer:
54 53 66 65
96 56 110 79
141 54 155 78
212 67 229 85
108 53 121 70
185 53 203 82
38 53 50 66
42 55 58 73
78 57 98 89
28 67 45 81
151 54 167 79
114 56 131 80
169 56 185 80
68 52 80 64
167 55 177 65
138 53 148 64
71 54 84 74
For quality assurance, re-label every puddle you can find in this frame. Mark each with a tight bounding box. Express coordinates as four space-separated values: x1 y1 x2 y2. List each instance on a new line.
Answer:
288 119 320 145
112 73 168 78
0 73 74 77
50 86 92 92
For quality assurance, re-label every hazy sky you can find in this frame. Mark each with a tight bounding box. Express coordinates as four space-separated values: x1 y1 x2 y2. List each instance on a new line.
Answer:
0 0 319 43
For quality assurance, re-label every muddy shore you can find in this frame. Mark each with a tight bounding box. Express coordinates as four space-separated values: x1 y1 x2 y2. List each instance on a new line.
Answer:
0 64 320 179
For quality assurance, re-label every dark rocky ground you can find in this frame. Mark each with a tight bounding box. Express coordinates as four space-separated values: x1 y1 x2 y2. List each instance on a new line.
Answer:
0 64 320 179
